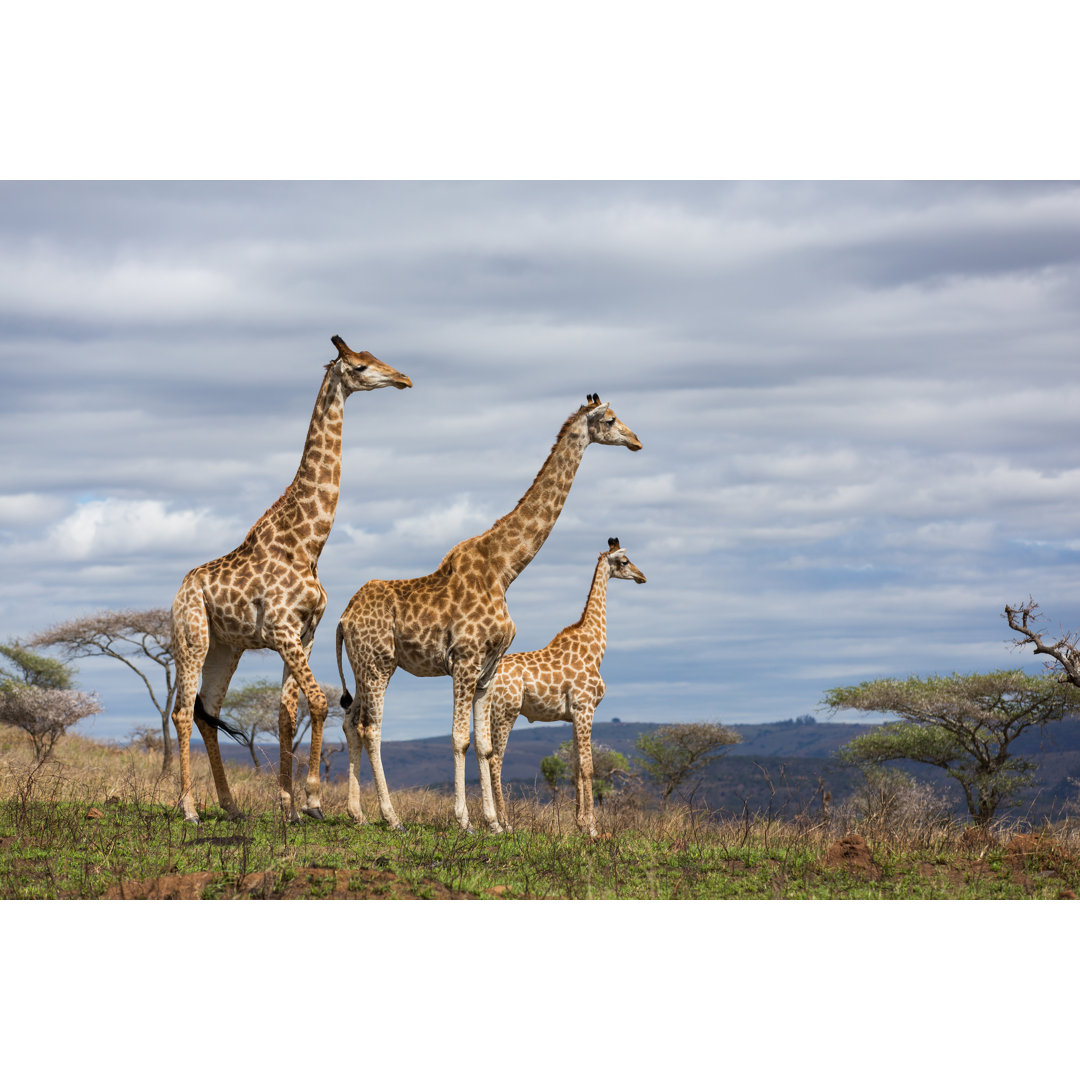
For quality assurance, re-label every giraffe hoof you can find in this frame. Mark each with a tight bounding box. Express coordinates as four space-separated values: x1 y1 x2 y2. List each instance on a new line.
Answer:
302 806 324 821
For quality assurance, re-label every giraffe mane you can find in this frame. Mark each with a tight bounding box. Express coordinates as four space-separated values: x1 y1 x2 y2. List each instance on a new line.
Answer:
241 487 297 543
474 404 591 536
563 549 609 633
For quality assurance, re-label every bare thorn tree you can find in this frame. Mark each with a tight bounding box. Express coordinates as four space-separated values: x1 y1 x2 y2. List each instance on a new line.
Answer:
28 609 178 774
219 679 346 775
1004 599 1080 687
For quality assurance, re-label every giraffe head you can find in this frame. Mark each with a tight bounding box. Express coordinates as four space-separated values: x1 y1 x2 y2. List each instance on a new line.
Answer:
585 393 642 451
605 537 647 583
331 335 413 393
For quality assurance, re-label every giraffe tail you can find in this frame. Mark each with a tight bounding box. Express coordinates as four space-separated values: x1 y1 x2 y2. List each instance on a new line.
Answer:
336 621 353 709
194 694 246 744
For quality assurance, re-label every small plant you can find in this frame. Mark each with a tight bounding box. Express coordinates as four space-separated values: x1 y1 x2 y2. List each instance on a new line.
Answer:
539 754 568 796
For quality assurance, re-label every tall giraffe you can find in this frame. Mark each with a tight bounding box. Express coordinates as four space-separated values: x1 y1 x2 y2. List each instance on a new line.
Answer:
170 335 412 824
489 538 645 836
336 394 642 832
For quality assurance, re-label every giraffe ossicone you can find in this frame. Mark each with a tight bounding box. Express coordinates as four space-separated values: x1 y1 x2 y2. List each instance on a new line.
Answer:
336 396 642 833
169 335 411 824
489 537 646 837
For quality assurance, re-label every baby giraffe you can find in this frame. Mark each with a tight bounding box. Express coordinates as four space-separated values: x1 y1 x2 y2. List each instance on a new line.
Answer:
489 538 646 837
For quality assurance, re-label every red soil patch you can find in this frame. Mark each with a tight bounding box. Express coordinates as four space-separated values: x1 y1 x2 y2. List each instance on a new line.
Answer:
106 871 215 900
823 834 880 879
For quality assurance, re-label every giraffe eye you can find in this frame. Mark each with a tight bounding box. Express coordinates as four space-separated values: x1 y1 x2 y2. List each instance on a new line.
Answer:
605 418 615 426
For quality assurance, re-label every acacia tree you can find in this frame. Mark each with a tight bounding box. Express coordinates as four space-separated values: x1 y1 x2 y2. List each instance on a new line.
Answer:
0 643 101 761
29 609 177 773
219 679 345 773
826 670 1080 826
634 722 742 805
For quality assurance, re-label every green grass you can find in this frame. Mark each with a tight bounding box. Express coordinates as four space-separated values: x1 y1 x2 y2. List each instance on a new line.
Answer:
2 729 1079 899
3 797 1079 899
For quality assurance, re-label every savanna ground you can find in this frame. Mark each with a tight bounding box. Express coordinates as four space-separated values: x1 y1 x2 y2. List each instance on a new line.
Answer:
2 728 1079 899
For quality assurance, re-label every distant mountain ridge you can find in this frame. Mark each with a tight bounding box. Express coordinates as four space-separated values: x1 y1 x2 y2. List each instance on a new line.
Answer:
208 719 876 784
202 716 1080 821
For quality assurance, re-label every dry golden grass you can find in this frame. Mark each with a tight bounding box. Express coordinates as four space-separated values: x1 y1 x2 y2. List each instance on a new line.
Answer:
4 725 1080 899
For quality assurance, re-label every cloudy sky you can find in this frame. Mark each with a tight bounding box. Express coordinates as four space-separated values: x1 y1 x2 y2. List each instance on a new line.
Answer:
2 181 1079 743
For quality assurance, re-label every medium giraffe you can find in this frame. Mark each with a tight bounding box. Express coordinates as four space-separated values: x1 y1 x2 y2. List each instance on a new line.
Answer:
489 538 646 836
170 335 412 824
336 394 642 832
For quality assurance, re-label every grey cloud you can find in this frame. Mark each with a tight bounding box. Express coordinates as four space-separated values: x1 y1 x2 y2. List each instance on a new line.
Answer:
3 181 1080 742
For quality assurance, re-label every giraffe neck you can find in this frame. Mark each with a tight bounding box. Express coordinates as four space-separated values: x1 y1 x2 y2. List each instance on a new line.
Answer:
259 364 346 567
477 408 590 587
569 555 610 662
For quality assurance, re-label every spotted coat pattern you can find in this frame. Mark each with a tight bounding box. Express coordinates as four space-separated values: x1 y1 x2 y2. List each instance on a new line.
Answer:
336 397 642 832
489 540 646 836
169 336 411 823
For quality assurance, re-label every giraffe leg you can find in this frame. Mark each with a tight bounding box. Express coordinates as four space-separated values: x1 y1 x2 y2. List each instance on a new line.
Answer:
471 666 504 835
489 703 517 831
273 633 327 824
299 634 327 820
277 669 301 824
173 677 201 823
339 609 398 826
451 670 475 831
170 588 210 823
358 669 402 829
573 707 598 837
342 702 367 824
197 642 244 819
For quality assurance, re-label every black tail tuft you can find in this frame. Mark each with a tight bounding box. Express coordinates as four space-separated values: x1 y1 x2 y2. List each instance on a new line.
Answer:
340 690 353 709
194 694 245 744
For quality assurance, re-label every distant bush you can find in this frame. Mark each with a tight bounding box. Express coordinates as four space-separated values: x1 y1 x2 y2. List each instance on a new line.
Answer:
834 767 954 843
